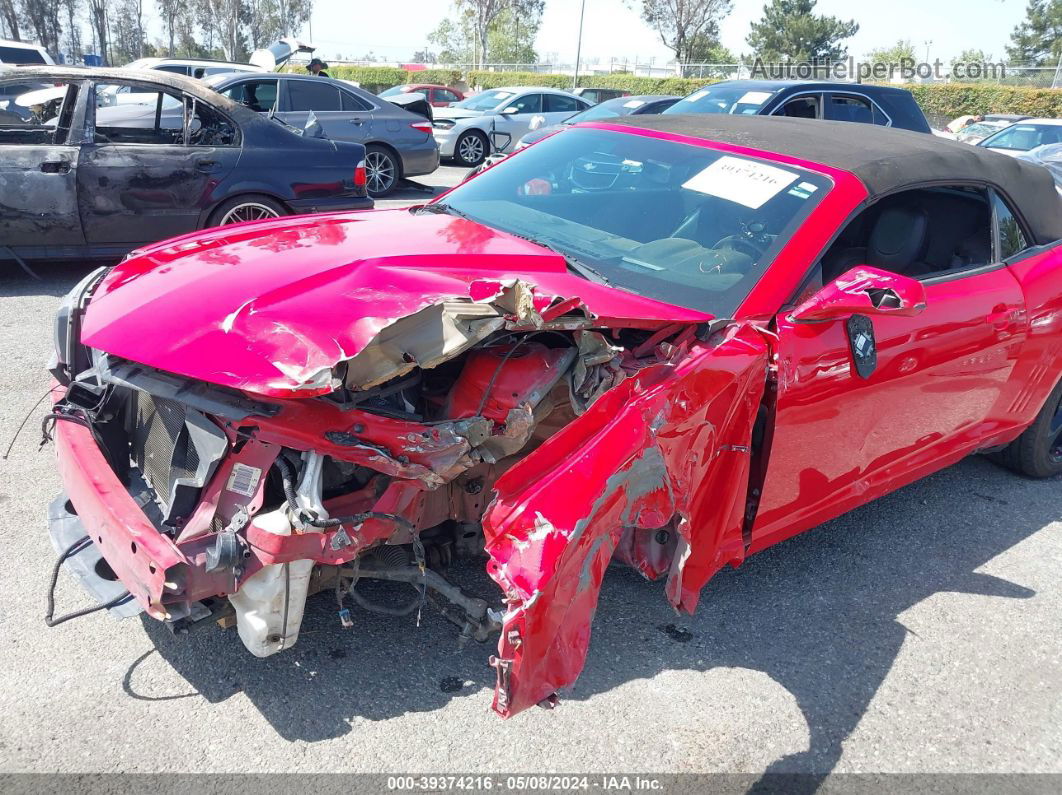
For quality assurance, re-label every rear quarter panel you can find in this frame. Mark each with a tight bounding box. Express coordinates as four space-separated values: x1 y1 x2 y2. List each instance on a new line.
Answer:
199 133 362 224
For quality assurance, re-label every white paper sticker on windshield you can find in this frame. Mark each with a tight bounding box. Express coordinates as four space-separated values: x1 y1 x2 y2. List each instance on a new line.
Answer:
493 91 514 100
683 156 799 209
685 89 709 103
737 91 773 105
623 99 646 108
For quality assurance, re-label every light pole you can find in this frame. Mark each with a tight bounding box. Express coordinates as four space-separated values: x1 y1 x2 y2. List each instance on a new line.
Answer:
572 0 586 90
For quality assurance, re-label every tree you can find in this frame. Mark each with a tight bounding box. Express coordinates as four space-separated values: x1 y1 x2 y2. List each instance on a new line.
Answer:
411 48 437 63
62 0 82 62
110 0 147 62
87 0 108 63
461 0 510 69
865 39 917 68
686 33 736 63
952 48 992 69
487 0 544 64
156 0 183 55
746 0 858 63
247 0 313 48
428 8 476 64
20 0 64 58
635 0 734 72
1006 0 1062 65
0 0 20 40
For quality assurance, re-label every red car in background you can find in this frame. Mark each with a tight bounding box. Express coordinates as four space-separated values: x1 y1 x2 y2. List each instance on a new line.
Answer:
379 83 464 107
46 116 1062 719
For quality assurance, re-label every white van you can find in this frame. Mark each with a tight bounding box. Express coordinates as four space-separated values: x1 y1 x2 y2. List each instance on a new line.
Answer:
0 39 54 66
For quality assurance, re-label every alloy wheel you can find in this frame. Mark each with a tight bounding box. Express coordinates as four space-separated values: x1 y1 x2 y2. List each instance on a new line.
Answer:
458 134 485 164
365 150 396 195
219 202 281 225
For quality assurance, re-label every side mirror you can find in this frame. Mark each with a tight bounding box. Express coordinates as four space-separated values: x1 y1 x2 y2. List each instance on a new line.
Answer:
500 106 519 115
790 266 927 323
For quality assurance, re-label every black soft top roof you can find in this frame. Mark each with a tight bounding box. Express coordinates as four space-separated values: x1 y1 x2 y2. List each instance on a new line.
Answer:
609 114 1062 244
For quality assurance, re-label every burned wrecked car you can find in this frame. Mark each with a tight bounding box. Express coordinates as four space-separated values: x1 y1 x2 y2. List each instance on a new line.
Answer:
47 116 1062 717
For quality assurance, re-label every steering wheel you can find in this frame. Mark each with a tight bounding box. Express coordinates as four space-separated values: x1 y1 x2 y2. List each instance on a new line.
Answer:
713 233 768 261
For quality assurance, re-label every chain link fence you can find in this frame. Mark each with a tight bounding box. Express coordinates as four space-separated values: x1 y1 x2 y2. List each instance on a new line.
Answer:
312 58 1062 88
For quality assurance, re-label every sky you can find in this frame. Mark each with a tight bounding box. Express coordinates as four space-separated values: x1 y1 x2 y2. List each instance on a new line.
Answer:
300 0 1030 66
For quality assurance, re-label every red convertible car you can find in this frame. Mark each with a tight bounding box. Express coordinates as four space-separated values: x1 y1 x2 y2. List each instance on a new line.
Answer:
46 116 1062 718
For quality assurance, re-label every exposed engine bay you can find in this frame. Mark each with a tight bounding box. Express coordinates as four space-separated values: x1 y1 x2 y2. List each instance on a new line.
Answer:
47 269 768 717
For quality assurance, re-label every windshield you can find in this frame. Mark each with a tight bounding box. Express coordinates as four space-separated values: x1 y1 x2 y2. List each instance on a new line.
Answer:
437 128 830 316
379 85 407 97
981 123 1062 150
565 98 647 123
957 122 1006 142
455 90 514 112
665 84 778 115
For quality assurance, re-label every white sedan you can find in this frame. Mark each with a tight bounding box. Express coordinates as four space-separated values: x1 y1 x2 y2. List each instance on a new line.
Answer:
431 86 590 166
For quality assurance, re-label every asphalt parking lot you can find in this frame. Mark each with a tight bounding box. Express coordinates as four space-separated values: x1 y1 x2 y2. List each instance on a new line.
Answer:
0 163 1059 780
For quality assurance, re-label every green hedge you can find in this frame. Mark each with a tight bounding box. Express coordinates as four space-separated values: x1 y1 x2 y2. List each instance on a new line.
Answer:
577 74 715 96
465 70 713 95
906 82 1062 122
466 70 574 89
325 65 407 93
414 68 465 87
281 66 1062 122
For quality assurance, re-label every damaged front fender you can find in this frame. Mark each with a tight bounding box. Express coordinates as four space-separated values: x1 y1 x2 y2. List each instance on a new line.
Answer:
483 323 769 717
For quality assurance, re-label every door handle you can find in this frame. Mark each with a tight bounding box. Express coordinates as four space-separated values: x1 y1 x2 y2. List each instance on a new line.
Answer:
40 159 70 174
348 118 364 125
987 305 1024 333
196 159 220 173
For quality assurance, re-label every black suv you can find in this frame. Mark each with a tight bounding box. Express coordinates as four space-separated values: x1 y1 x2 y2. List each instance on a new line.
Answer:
664 80 931 133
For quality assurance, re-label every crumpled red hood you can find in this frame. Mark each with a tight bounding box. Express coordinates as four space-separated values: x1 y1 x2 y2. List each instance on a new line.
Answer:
81 208 712 397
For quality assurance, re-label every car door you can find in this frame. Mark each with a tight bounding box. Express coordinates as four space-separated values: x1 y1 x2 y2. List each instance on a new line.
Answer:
0 78 85 249
750 186 1029 549
278 79 372 144
490 92 543 152
77 80 241 245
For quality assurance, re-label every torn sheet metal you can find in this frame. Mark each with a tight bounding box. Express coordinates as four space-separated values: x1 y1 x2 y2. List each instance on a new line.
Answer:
79 208 713 397
482 322 769 717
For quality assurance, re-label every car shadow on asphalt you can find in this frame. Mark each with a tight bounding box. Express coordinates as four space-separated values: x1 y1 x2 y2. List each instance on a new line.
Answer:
132 455 1057 779
0 262 89 296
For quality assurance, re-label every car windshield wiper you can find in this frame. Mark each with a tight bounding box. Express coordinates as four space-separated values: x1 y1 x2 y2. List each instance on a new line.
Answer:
507 233 611 285
414 202 473 220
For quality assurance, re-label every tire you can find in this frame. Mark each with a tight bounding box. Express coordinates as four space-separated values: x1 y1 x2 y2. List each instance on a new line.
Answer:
364 145 400 197
993 376 1062 478
454 130 488 167
207 194 287 228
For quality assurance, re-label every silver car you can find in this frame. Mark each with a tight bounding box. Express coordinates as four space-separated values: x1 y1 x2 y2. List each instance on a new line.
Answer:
204 73 440 196
432 86 591 166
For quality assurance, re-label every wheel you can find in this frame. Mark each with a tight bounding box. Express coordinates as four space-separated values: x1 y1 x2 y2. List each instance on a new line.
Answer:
454 130 488 167
208 194 286 227
993 376 1062 478
364 145 400 197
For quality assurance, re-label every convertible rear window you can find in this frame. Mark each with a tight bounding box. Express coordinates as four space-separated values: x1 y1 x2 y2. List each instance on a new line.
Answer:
441 127 831 316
